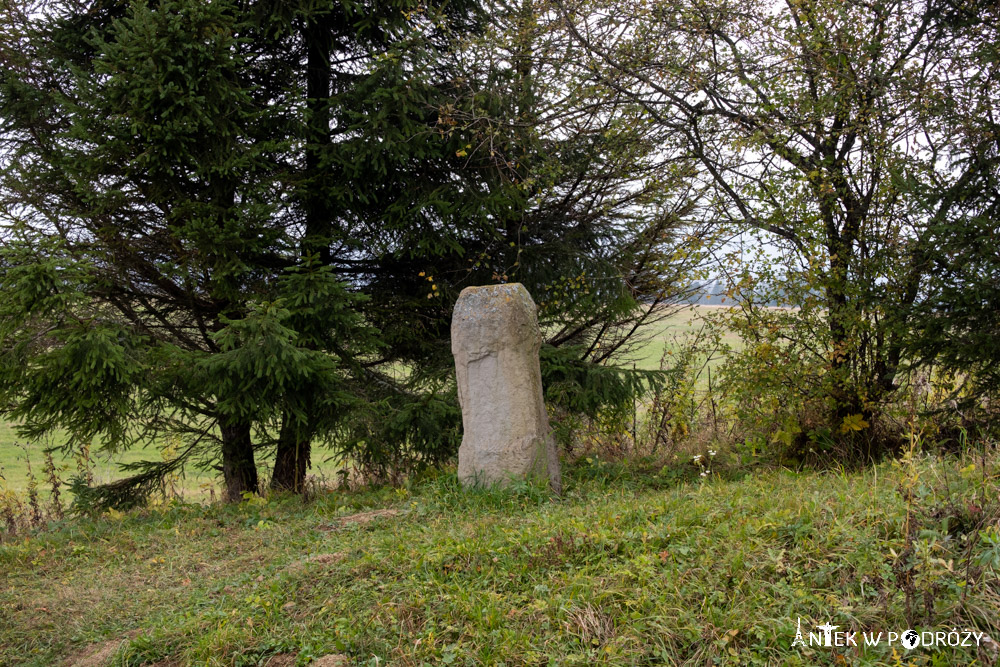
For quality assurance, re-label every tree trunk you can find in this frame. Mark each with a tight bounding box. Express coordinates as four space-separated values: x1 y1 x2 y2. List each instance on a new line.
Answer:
826 229 860 428
270 15 334 494
271 15 333 493
506 0 537 270
304 14 332 265
220 421 258 502
270 415 311 493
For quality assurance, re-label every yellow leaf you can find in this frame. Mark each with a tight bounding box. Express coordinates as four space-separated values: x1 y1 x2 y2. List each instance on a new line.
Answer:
839 413 869 433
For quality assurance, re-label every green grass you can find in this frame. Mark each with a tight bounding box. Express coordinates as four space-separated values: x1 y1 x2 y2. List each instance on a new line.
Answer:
0 426 217 499
2 454 998 665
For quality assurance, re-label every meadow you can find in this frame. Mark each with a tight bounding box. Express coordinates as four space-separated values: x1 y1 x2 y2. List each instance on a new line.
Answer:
629 305 740 372
2 450 998 665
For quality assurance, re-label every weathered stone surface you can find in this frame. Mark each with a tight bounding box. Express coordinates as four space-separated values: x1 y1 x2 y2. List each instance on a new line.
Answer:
451 283 561 492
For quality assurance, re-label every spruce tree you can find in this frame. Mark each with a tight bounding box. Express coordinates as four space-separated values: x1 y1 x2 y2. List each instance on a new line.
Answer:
0 0 698 502
0 0 380 501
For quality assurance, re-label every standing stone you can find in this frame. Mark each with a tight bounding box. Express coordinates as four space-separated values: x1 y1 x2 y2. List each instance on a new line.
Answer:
451 283 561 493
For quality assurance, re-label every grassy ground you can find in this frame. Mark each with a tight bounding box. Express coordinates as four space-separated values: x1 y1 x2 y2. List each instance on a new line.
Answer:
2 453 999 666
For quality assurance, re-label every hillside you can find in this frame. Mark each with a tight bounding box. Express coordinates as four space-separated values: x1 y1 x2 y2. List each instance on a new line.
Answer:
2 454 998 666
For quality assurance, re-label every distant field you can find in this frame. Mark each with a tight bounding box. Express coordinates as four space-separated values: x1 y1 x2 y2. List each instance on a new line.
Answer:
0 305 738 497
0 427 353 500
0 422 219 499
629 304 740 372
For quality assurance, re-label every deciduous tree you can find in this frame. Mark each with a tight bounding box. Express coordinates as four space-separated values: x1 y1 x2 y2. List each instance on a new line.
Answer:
557 0 999 454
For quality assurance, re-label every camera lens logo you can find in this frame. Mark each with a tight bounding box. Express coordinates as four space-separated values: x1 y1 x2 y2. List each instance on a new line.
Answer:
901 630 920 650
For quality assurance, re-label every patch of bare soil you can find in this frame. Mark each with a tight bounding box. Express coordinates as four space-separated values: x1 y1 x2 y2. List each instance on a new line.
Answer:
64 638 123 667
304 552 347 565
312 655 350 666
322 508 400 530
284 551 347 574
63 630 143 667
